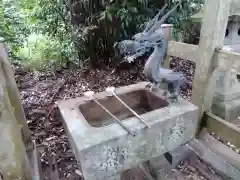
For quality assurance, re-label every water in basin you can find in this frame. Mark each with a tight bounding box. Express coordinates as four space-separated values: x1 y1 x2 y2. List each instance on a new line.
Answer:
79 89 169 127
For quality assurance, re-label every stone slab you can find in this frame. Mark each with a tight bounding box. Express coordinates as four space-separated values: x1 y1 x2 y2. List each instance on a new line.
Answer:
188 137 240 180
212 97 240 122
198 130 240 169
148 154 172 174
147 145 191 180
164 144 191 167
57 82 198 180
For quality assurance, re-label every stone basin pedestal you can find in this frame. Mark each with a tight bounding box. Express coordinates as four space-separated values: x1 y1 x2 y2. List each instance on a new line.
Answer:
57 82 198 180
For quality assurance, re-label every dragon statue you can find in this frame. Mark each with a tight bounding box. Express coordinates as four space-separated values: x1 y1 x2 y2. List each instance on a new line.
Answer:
114 1 181 63
114 0 189 102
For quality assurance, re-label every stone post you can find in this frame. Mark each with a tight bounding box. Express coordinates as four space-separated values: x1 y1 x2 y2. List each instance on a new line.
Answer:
0 42 33 149
159 24 173 95
0 41 39 179
0 69 32 180
161 24 173 69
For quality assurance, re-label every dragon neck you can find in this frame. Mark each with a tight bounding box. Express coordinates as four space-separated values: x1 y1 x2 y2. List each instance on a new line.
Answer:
143 38 168 82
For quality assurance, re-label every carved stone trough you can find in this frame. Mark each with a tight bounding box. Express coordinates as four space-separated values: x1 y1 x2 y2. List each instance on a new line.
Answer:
57 82 198 180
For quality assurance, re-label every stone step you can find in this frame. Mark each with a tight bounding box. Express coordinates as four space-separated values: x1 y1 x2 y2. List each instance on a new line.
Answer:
145 132 240 180
188 131 240 180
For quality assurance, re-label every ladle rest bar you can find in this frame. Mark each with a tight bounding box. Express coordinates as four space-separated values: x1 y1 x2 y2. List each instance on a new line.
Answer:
84 90 136 136
105 86 151 128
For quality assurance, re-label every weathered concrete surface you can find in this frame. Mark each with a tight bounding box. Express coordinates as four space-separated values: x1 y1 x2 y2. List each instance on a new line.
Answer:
0 80 32 179
212 97 240 122
198 130 240 169
214 69 240 102
0 42 33 147
0 42 36 179
147 154 173 179
164 144 191 167
58 82 198 180
212 69 240 122
188 136 240 180
149 132 240 180
147 145 191 176
146 145 191 180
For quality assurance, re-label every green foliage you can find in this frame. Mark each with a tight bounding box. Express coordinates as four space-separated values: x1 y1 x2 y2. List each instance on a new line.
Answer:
1 0 204 70
17 33 64 70
2 0 77 69
0 1 13 41
72 0 204 63
166 0 204 43
26 0 80 64
1 0 31 58
72 0 160 63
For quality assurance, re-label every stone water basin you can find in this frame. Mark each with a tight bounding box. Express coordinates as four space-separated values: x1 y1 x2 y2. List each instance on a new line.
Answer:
57 82 198 180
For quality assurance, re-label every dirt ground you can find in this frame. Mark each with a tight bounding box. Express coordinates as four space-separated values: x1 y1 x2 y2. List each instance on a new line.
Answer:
15 57 230 180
